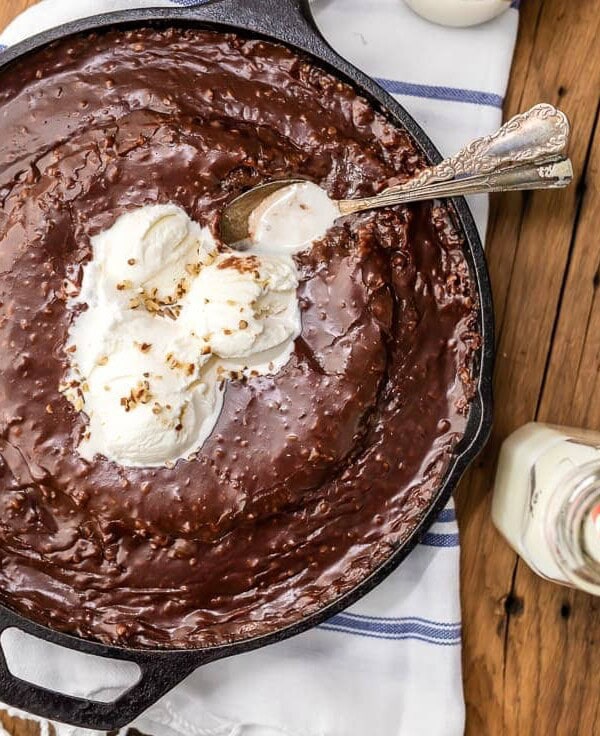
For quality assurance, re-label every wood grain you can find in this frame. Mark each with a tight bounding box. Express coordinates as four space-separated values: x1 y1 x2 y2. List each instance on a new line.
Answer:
0 1 599 734
457 1 600 735
0 1 33 30
0 711 41 736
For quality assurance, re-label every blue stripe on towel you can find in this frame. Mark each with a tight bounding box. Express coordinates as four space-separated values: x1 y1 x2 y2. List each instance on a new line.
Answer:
436 508 456 523
330 613 461 635
420 532 460 548
375 78 504 109
320 614 461 645
320 625 461 645
336 612 460 628
168 0 211 6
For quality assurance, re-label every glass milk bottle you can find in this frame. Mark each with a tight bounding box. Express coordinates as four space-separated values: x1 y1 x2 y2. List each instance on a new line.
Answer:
492 422 600 596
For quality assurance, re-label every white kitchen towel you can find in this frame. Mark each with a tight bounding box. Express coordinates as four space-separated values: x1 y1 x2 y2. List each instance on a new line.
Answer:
0 2 518 735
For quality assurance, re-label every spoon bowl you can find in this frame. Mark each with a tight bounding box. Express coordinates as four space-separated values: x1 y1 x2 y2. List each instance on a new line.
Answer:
220 178 308 246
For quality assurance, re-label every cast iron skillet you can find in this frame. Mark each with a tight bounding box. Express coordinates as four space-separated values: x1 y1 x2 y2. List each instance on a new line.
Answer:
0 0 494 729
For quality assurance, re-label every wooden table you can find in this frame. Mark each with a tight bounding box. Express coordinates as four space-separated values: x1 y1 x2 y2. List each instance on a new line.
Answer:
0 1 598 734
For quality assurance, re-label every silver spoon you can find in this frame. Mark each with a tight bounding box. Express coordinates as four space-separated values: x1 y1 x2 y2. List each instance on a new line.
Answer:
220 103 572 245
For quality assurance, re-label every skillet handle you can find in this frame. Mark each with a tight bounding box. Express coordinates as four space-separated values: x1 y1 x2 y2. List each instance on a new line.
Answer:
0 605 201 731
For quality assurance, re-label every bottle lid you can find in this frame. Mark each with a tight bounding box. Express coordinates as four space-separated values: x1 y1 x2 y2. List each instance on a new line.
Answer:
403 0 512 28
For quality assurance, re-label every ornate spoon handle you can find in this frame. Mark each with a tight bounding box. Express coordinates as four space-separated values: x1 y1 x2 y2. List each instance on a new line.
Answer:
337 104 572 216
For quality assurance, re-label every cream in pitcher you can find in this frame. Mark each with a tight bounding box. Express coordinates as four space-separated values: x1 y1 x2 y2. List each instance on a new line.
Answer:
492 422 600 595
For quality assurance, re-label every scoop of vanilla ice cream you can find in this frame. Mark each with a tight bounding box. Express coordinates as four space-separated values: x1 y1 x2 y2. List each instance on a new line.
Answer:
66 310 216 466
92 204 216 298
66 303 208 383
78 345 221 467
62 203 302 468
179 252 301 359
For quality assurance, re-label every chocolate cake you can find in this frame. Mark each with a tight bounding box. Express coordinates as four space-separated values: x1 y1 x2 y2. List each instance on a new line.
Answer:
0 27 480 648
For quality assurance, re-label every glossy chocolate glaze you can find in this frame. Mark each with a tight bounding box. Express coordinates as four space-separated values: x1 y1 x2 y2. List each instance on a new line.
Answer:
0 28 480 648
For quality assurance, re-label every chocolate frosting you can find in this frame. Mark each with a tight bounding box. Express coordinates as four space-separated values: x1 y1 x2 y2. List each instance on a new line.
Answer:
0 28 480 648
